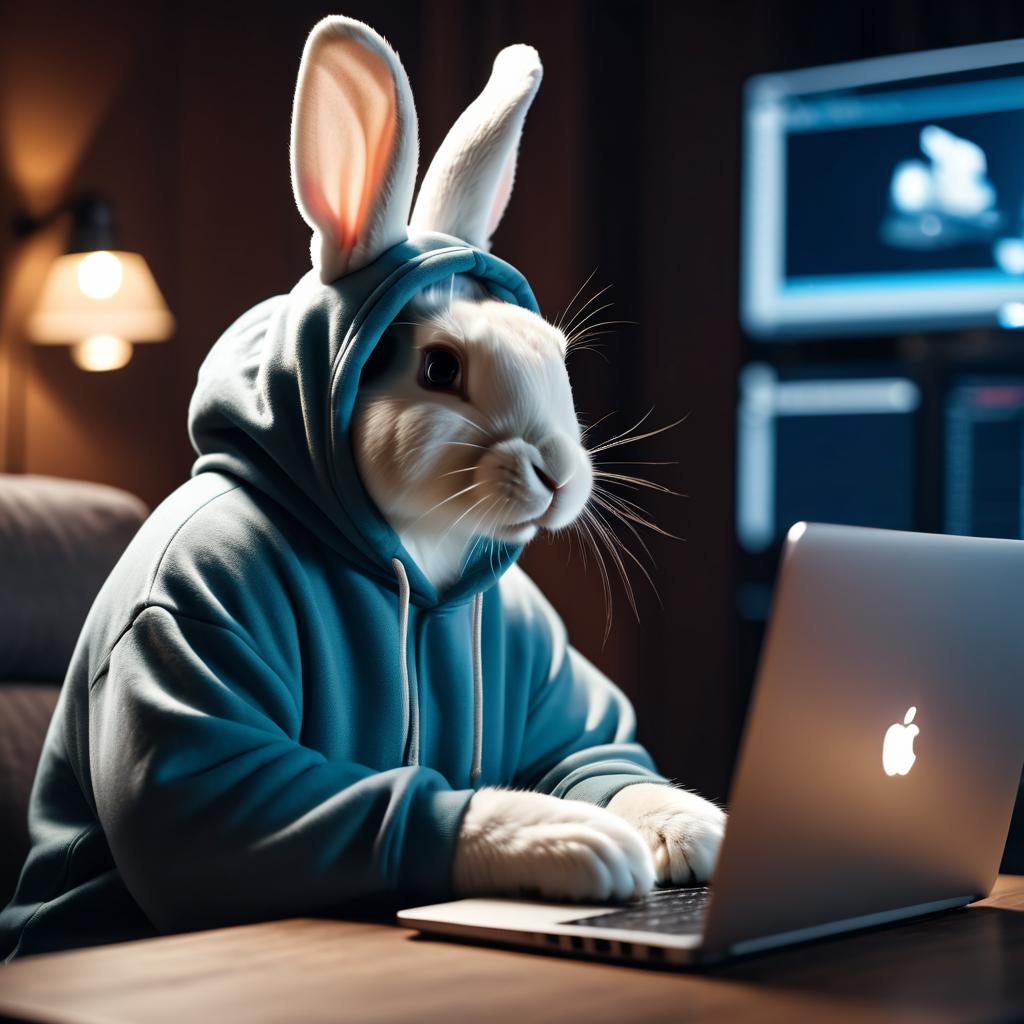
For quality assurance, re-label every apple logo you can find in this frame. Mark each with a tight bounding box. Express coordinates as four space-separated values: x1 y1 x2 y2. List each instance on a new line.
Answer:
883 706 920 776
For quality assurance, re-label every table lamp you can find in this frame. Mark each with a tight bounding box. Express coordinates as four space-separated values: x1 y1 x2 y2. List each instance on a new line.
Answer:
17 194 175 371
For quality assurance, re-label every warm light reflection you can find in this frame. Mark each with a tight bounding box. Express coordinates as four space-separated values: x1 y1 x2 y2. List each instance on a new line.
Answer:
27 250 174 371
76 250 123 299
71 334 132 372
787 521 808 543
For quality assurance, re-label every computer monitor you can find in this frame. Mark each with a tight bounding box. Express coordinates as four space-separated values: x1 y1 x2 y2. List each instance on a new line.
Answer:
742 39 1024 338
736 365 920 552
945 376 1024 539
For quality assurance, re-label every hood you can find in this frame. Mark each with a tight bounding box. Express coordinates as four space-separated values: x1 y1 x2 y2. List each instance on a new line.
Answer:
188 232 538 608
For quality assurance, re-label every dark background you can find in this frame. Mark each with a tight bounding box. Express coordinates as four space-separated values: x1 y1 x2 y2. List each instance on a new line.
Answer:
2 0 1024 804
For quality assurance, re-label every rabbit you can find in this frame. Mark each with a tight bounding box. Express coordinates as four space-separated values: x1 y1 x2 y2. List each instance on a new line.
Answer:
312 16 728 902
354 295 728 897
0 15 730 962
348 143 727 902
351 288 727 900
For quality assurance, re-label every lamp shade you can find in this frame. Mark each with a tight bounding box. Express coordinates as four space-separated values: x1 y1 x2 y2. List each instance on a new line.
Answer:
27 250 175 345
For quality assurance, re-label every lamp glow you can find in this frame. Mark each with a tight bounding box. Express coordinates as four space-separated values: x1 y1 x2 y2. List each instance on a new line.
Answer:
27 250 174 371
71 334 133 372
76 251 124 299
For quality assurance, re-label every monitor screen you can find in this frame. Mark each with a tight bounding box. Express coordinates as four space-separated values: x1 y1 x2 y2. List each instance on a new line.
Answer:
736 365 920 551
742 39 1024 338
945 376 1024 538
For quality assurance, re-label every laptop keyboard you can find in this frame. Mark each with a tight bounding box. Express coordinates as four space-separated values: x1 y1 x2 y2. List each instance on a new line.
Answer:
561 885 711 936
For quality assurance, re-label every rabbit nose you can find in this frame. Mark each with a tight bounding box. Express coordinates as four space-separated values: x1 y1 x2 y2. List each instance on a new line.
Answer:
530 463 560 494
533 433 577 493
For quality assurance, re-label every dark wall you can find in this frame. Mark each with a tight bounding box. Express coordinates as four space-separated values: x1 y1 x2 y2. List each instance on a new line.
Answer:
2 0 1023 802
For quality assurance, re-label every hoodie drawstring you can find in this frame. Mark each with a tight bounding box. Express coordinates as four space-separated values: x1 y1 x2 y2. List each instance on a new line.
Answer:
392 559 418 765
392 559 484 786
470 591 484 786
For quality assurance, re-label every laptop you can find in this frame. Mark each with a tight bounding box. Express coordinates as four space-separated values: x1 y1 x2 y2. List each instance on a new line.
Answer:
399 522 1024 965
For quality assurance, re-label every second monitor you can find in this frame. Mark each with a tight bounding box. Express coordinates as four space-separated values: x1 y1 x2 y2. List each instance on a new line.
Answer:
737 364 920 553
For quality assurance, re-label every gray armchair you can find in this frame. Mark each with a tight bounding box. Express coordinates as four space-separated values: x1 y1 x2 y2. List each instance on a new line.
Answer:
0 475 147 907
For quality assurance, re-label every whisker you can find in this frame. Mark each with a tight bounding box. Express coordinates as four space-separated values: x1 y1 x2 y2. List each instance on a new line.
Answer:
443 410 489 436
581 507 639 637
593 483 671 524
485 499 511 575
592 493 657 565
561 284 613 342
404 440 489 460
563 301 614 347
565 340 612 365
577 512 614 644
587 413 690 457
579 411 617 441
589 507 652 615
591 505 662 610
554 268 599 334
594 486 683 546
460 496 501 574
410 481 483 526
589 408 655 452
565 329 617 350
582 506 637 614
592 459 677 467
437 493 493 548
483 497 507 573
566 324 629 342
566 319 637 348
593 470 687 498
592 491 680 557
566 522 582 569
574 522 589 572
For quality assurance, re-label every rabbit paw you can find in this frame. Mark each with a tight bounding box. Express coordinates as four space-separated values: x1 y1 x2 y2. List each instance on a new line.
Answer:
606 783 726 886
454 788 655 902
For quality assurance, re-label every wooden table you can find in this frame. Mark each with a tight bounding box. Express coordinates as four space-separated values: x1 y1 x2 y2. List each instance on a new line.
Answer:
1 875 1022 1024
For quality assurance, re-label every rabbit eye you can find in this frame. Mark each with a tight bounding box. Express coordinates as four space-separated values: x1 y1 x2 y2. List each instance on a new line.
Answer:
420 347 462 392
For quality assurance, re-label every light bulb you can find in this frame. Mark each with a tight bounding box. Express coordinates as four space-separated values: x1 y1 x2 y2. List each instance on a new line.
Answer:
77 251 124 300
71 334 133 371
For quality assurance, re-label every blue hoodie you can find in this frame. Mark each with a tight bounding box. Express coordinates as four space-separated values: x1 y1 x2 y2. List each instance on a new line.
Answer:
0 233 666 959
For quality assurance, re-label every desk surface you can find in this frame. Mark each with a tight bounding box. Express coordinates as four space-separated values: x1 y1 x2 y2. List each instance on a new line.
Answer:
1 875 1022 1024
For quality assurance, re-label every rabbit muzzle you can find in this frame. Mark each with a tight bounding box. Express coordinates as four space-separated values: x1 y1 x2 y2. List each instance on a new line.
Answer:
477 431 592 542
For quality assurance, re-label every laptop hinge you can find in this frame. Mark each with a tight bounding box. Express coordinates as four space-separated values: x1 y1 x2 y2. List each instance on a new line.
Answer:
722 895 974 958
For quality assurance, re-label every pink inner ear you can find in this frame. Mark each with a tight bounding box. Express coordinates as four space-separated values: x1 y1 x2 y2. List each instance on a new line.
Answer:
485 149 517 241
296 36 397 268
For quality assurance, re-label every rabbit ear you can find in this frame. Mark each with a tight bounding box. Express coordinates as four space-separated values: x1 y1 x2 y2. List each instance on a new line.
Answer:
410 45 542 250
291 17 419 283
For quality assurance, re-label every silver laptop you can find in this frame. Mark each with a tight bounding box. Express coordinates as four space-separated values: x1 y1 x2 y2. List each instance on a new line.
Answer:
399 523 1024 965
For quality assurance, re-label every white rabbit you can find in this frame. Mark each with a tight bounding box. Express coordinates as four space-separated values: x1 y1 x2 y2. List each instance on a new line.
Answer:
353 296 593 593
352 292 726 898
298 16 726 903
0 14 733 961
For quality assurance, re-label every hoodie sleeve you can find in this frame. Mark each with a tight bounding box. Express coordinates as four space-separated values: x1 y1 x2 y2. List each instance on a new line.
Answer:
503 569 670 805
89 605 471 934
